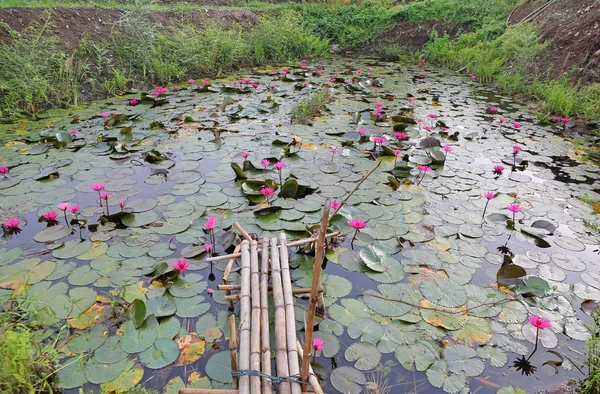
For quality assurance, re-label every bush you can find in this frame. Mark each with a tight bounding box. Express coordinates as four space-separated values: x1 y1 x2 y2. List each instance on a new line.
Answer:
290 88 333 124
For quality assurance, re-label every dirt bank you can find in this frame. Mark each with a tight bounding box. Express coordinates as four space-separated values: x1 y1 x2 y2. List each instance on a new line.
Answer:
0 7 258 50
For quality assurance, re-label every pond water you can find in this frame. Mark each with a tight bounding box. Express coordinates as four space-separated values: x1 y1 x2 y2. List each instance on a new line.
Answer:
1 57 599 394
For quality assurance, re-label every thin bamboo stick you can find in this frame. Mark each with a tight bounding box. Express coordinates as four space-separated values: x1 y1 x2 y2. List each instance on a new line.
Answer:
295 340 324 394
228 315 239 389
234 221 254 242
205 233 340 262
270 237 291 394
239 240 251 394
224 243 242 311
279 233 301 394
300 202 330 391
249 240 261 394
260 238 272 394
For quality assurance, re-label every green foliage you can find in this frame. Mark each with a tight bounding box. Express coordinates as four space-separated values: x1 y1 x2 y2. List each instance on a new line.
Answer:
394 0 518 31
374 43 417 62
290 88 332 124
290 0 394 49
577 310 600 394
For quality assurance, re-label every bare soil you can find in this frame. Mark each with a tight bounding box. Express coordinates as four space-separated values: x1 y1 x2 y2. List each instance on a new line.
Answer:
366 20 460 53
0 6 258 50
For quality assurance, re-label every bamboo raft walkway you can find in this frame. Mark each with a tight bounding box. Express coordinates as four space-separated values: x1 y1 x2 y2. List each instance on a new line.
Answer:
180 207 332 394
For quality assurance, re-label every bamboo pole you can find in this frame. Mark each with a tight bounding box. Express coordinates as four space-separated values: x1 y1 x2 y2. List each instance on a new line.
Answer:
295 340 324 394
249 240 262 394
205 233 340 262
228 315 239 389
239 241 251 394
330 161 381 218
223 243 242 311
270 237 291 394
223 288 320 302
300 202 330 391
234 221 254 242
279 233 301 394
260 238 272 394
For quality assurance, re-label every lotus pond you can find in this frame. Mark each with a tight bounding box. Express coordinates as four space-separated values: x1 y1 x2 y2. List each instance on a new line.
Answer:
1 57 600 394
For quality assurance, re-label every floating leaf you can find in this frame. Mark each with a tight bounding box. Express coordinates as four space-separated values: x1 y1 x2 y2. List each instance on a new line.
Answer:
445 344 485 377
330 367 366 394
420 279 467 308
345 342 381 370
205 351 232 384
347 319 384 344
140 338 179 369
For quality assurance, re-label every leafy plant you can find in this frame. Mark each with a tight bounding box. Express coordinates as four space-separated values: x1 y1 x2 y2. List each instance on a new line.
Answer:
290 88 333 124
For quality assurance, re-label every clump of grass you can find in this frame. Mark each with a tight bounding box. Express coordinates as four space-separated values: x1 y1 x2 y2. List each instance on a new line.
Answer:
374 43 417 62
575 310 600 394
290 89 333 124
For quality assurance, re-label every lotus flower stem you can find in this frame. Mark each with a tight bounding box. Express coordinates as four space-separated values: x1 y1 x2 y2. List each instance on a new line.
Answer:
482 200 490 219
526 328 540 362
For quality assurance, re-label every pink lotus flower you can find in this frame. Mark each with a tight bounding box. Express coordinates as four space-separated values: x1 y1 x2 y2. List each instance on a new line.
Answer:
119 200 125 210
372 137 386 144
242 151 249 159
57 202 70 211
507 204 521 213
100 192 109 201
113 112 119 116
252 83 259 89
0 167 8 175
443 145 452 152
348 219 367 230
261 187 275 197
488 107 498 114
300 65 306 69
43 211 58 221
416 119 424 123
261 159 270 169
427 114 439 119
470 75 477 80
329 50 335 54
552 117 561 122
201 80 209 85
312 337 325 351
274 161 285 170
70 129 79 135
493 165 505 174
330 200 341 210
68 205 80 214
101 112 108 118
499 117 505 124
188 79 195 83
529 315 551 329
374 87 379 91
151 91 160 97
393 149 401 156
561 118 570 125
374 102 383 108
205 243 214 253
423 126 432 132
91 183 105 192
513 146 521 155
173 259 190 273
204 216 217 230
393 132 408 140
408 97 414 102
513 122 522 129
356 69 362 73
485 192 496 200
309 54 313 58
3 218 19 229
417 165 432 172
129 99 137 106
358 128 365 136
207 288 214 294
441 127 448 132
172 86 179 91
330 148 338 153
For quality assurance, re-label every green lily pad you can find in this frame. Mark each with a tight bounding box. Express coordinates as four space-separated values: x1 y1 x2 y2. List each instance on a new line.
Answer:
330 367 366 394
344 342 381 370
139 338 179 369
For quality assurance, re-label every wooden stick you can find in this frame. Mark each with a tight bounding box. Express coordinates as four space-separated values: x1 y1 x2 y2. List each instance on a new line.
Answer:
219 285 319 294
279 233 301 394
249 240 261 394
260 238 272 394
228 314 239 389
330 161 381 218
300 202 330 391
234 221 254 242
239 241 251 394
270 237 291 394
295 340 324 394
223 288 321 301
224 243 242 311
206 233 340 262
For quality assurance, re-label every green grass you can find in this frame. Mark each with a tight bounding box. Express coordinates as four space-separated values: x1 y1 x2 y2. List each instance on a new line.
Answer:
576 310 600 394
0 0 284 10
290 88 333 124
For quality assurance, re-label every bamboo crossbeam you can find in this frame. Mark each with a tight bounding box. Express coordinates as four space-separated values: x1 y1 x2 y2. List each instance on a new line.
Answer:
224 243 242 311
205 233 340 262
260 238 272 394
228 315 239 389
300 202 330 391
295 340 324 394
239 241 251 394
270 237 291 394
223 288 320 302
279 233 302 394
234 221 254 242
219 284 318 293
249 240 261 394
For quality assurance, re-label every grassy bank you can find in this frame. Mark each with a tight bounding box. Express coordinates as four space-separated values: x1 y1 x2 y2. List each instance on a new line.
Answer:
388 0 600 120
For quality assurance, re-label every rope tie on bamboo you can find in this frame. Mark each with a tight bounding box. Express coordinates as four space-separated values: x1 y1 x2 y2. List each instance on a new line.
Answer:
230 370 313 392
